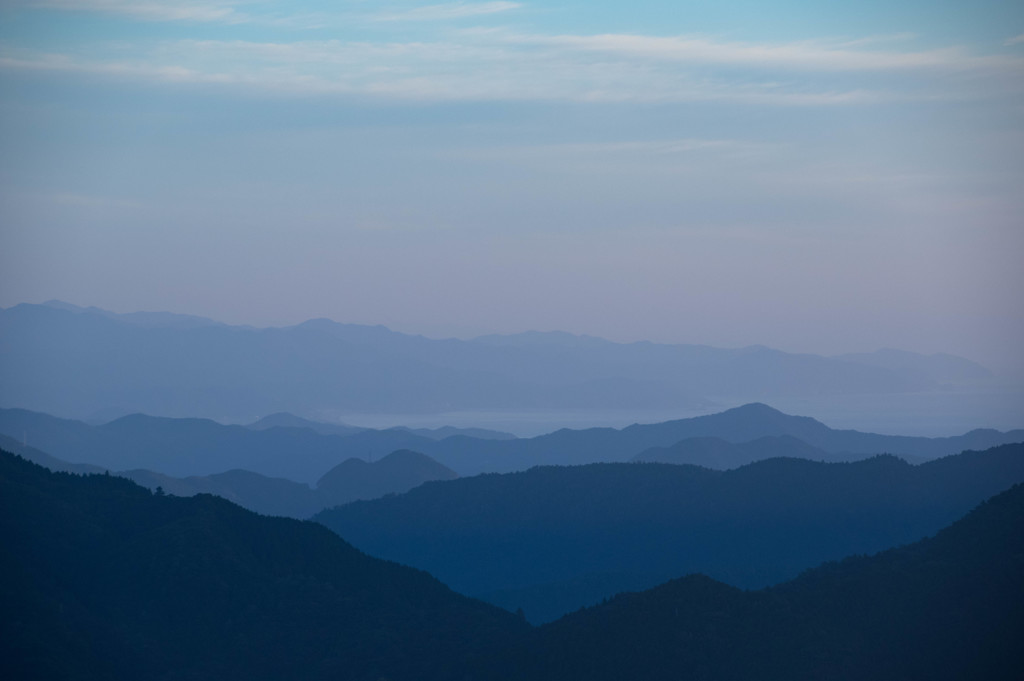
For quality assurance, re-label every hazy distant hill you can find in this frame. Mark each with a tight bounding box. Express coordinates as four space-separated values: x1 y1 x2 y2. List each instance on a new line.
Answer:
394 425 518 441
474 482 1024 680
413 402 1024 475
0 425 458 518
316 444 1024 623
123 449 457 519
0 407 415 481
634 434 853 469
0 449 524 681
317 449 458 502
245 412 515 441
245 412 367 437
123 467 323 518
3 404 1022 481
0 301 972 422
0 433 104 476
836 347 994 385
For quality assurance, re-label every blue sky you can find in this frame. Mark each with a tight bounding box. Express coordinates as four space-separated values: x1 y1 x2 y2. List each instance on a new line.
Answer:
1 1 1022 369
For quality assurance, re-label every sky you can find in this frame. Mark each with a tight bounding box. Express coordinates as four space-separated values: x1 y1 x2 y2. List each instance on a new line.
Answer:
1 1 1023 370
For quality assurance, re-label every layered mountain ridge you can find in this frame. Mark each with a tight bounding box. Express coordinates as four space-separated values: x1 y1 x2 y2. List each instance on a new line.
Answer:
0 301 997 424
3 447 1021 679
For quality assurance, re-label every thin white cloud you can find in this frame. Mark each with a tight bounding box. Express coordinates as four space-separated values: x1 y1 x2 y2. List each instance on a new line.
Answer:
375 2 522 22
500 32 1024 72
30 0 245 23
1006 34 1024 46
452 138 781 164
1 27 1020 105
0 44 886 105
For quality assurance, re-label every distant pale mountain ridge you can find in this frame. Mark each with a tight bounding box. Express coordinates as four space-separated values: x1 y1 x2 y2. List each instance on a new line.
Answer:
0 301 998 423
835 347 993 384
2 403 1022 481
246 412 367 437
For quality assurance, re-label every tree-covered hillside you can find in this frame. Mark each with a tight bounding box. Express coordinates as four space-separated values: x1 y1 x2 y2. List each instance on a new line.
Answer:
0 449 524 681
317 444 1024 622
475 481 1024 680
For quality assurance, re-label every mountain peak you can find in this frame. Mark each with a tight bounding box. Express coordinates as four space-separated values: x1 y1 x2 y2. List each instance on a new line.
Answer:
726 402 784 416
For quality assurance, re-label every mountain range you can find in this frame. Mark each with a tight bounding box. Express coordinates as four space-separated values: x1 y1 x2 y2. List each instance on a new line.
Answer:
473 480 1024 680
0 431 457 519
634 434 846 468
0 301 997 424
0 449 523 681
315 443 1024 623
3 447 1021 679
3 403 1022 483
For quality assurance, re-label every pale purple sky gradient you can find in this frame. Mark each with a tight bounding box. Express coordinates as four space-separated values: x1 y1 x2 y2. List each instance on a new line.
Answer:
1 1 1022 371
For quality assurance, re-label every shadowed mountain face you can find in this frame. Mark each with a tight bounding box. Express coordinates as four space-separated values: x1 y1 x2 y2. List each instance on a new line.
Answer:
4 445 1021 680
0 449 526 681
473 482 1024 681
315 444 1024 623
1 302 990 423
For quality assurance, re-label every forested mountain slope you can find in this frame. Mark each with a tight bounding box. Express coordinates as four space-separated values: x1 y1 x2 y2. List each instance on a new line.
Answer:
474 482 1024 680
0 450 524 681
317 443 1024 622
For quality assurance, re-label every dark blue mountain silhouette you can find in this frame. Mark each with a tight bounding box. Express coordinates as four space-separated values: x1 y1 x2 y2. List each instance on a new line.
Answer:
0 448 523 681
316 443 1024 622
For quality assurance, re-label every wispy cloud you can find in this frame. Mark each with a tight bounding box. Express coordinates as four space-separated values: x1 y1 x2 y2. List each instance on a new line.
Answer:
1006 34 1024 46
2 26 1020 105
452 139 781 166
0 51 235 85
23 1 523 29
498 32 1024 72
31 0 245 23
375 2 522 22
0 41 885 105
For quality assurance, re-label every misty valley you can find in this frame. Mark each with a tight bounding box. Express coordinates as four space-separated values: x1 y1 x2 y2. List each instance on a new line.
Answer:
1 303 1023 679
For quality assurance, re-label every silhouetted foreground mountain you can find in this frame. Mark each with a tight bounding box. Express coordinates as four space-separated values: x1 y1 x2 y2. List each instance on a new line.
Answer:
0 449 524 681
3 301 994 422
9 402 1020 481
475 483 1024 681
316 443 1024 623
4 446 1021 680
